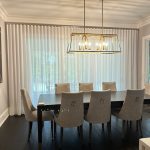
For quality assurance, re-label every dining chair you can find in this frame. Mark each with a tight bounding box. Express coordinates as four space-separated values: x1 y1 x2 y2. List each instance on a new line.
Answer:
143 84 150 112
79 83 93 92
54 92 84 148
102 82 116 91
20 89 54 141
141 84 150 121
85 90 111 144
145 84 150 94
112 89 145 137
55 83 70 94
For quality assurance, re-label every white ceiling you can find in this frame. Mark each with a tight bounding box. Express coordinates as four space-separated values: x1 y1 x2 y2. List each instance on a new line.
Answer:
0 0 150 26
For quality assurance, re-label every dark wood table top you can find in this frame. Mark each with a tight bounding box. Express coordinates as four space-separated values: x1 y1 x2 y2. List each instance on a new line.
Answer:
38 91 150 107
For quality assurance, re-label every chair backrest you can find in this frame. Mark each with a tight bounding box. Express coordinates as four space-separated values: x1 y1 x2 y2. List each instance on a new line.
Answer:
145 84 150 94
57 92 84 128
20 89 32 121
79 83 93 92
119 89 145 121
26 91 36 111
102 82 116 91
86 90 111 123
55 83 70 94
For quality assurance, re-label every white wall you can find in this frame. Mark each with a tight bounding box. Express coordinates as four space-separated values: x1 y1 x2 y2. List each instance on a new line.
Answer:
138 24 150 88
0 18 8 127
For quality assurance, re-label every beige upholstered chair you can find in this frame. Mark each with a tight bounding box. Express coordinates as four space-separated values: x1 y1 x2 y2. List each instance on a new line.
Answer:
113 89 145 137
79 83 93 92
85 90 111 144
20 89 54 141
55 83 70 94
102 82 116 91
142 84 150 118
54 92 84 148
145 84 150 94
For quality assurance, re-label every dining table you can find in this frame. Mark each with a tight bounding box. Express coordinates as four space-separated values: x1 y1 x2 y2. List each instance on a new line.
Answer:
37 91 150 146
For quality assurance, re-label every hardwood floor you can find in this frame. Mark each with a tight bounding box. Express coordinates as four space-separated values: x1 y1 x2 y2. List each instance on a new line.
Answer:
0 115 150 150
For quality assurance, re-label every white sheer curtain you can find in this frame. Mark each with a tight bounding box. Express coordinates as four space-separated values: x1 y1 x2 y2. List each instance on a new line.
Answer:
6 23 138 115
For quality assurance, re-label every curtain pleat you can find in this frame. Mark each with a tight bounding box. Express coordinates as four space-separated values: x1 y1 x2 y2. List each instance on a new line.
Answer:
6 23 139 115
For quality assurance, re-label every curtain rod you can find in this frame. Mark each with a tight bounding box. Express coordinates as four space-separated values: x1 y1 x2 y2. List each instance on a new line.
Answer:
5 22 139 31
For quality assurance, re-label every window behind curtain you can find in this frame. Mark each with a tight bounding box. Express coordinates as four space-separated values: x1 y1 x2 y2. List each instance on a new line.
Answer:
6 23 139 107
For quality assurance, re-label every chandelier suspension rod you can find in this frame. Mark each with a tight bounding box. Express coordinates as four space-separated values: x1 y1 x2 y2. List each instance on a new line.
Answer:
102 0 103 34
84 0 85 34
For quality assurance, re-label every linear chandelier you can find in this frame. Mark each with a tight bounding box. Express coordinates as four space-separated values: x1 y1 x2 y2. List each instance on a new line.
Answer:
67 0 121 54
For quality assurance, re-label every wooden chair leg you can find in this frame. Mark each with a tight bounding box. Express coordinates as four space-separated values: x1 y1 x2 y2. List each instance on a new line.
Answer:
129 121 132 128
141 116 143 122
136 120 138 131
102 123 105 132
79 125 83 147
127 120 129 128
28 121 32 141
110 116 111 129
89 123 92 145
122 120 126 139
54 121 57 140
138 119 143 137
77 126 80 137
60 127 63 149
51 120 54 139
107 121 111 140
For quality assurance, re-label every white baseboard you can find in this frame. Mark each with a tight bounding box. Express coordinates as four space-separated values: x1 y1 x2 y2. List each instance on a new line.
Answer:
0 108 9 127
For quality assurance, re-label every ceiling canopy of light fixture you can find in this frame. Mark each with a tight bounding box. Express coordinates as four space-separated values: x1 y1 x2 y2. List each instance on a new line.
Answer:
67 0 121 54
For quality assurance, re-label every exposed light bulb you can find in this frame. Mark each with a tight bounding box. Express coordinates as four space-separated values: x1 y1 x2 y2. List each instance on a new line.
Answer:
95 42 99 46
103 42 108 46
88 42 91 46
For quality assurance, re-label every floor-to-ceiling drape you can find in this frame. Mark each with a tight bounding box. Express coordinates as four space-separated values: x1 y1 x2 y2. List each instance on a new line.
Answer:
6 23 138 115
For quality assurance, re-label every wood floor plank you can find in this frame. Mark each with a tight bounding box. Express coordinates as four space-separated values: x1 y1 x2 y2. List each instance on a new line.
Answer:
0 115 150 150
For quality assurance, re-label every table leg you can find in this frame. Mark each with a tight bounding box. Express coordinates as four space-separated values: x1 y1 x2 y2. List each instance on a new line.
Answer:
38 105 43 146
